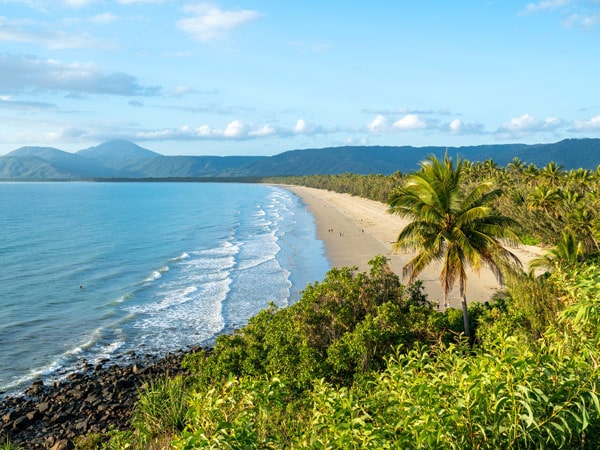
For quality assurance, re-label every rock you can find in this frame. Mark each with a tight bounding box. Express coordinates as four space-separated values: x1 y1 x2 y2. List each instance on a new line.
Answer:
37 402 50 413
2 410 16 422
50 438 69 450
0 346 207 448
12 414 31 430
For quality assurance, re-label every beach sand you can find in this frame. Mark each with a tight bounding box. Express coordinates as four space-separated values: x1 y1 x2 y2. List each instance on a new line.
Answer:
284 185 543 309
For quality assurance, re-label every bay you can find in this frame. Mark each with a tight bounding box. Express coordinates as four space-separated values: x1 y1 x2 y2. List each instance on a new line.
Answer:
0 182 329 393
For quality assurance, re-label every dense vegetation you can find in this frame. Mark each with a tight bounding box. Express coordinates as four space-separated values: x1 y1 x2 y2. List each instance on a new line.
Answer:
6 156 600 449
266 157 600 248
83 258 600 449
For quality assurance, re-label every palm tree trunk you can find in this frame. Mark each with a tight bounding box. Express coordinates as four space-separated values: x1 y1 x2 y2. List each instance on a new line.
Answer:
461 295 471 337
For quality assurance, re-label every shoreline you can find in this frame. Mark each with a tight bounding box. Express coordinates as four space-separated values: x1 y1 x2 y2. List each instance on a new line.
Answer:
0 346 207 448
284 185 543 309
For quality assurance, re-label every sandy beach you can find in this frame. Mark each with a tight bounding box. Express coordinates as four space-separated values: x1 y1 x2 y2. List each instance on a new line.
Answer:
285 185 543 309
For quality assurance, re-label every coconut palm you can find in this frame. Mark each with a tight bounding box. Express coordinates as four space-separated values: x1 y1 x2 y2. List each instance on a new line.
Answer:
540 161 564 187
529 231 588 271
507 156 525 175
526 185 562 216
388 154 521 337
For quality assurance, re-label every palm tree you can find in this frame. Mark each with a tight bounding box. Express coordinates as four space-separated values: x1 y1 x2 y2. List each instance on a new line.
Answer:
540 161 564 187
529 231 588 272
507 156 525 175
526 185 562 216
388 154 521 337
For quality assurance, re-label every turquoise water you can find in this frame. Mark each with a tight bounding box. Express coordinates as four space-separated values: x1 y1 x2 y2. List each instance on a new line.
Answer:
0 182 329 393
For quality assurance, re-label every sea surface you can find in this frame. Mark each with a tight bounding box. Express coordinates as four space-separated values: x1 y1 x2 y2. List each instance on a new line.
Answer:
0 182 329 394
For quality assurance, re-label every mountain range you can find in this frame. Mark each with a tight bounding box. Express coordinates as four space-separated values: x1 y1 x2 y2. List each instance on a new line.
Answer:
1 138 600 180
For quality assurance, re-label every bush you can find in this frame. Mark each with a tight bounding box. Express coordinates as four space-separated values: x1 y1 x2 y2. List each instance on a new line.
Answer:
184 256 445 392
131 375 189 445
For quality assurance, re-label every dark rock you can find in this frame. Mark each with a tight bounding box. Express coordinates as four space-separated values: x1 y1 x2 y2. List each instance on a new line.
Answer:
0 346 207 448
37 402 50 413
12 414 31 430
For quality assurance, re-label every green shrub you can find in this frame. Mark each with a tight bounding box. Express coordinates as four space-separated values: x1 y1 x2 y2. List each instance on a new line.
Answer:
184 256 443 392
1 439 22 450
176 376 303 449
131 375 189 444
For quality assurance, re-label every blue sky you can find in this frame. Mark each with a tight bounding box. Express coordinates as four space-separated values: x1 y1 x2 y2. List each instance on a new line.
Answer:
1 0 599 156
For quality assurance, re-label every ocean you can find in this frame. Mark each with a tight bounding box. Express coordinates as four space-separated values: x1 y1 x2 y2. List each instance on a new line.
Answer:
0 182 329 394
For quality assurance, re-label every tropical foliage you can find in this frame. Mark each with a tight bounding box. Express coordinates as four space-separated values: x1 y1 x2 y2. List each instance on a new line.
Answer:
88 258 600 449
387 154 521 337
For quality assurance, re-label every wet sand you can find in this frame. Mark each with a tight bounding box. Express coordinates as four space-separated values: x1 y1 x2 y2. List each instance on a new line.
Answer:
285 185 543 309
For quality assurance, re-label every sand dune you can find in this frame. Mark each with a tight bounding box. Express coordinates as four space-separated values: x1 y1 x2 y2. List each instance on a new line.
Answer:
285 185 544 309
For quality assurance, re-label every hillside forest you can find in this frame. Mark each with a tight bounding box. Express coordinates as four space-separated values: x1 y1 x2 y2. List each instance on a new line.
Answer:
6 155 600 449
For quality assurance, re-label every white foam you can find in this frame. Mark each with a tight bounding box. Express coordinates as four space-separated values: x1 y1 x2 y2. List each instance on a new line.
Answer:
144 271 162 283
169 252 190 262
130 278 228 350
128 285 200 314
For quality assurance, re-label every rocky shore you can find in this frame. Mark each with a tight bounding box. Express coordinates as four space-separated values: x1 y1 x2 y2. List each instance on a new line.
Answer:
0 346 206 449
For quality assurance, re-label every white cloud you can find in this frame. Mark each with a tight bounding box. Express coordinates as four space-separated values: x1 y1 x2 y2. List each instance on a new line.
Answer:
132 118 333 142
392 114 427 131
0 53 160 96
448 118 486 135
496 113 564 139
500 113 563 133
223 120 246 138
177 3 261 42
563 12 600 29
367 114 388 132
293 118 308 133
521 0 600 29
522 0 573 14
248 124 276 137
43 126 89 141
572 115 600 131
501 113 539 132
543 117 562 129
449 118 462 133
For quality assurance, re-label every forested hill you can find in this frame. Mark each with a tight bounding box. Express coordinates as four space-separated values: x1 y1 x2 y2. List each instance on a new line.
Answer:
1 138 599 179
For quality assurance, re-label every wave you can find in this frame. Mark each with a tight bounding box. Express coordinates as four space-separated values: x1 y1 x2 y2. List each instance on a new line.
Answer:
1 326 110 393
144 271 162 283
169 252 190 263
111 291 135 305
143 265 170 283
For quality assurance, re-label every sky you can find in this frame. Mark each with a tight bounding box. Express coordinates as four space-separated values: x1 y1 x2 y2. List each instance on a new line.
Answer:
1 1 600 156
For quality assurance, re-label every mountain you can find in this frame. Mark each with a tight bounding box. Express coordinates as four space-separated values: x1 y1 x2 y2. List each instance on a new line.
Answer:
0 155 74 179
127 155 267 178
77 139 160 162
6 146 112 178
75 140 161 177
1 138 600 180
